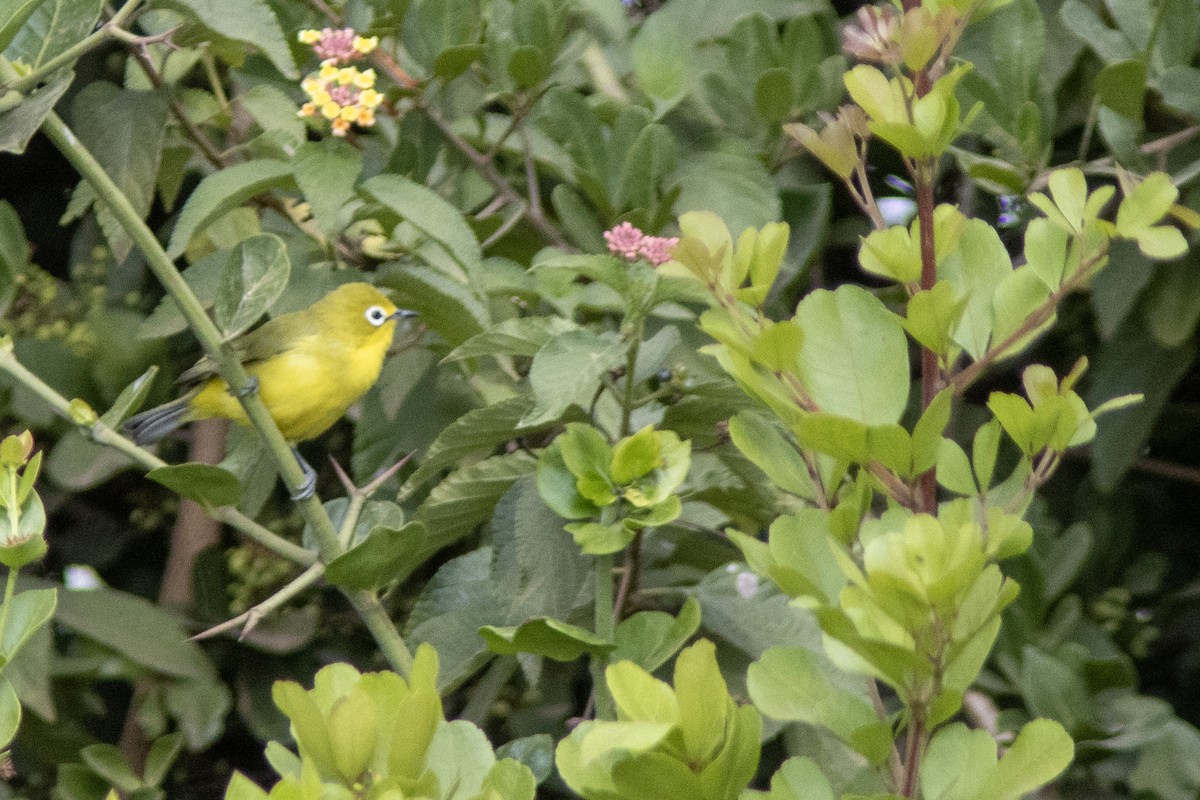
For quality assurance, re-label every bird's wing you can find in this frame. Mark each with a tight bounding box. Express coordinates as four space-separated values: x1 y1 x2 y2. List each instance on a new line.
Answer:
176 311 319 385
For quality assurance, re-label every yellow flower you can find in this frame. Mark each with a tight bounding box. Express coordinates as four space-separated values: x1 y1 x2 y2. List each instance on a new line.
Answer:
319 61 338 79
359 88 383 108
358 110 376 127
335 67 357 85
308 87 331 106
340 105 361 122
332 118 351 136
298 29 321 44
321 101 341 120
352 35 379 53
353 68 376 89
298 102 317 117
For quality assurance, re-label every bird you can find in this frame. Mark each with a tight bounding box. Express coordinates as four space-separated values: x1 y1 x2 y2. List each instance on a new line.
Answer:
123 282 414 498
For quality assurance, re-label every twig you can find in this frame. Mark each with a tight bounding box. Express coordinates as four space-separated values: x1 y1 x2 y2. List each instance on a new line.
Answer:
192 563 325 641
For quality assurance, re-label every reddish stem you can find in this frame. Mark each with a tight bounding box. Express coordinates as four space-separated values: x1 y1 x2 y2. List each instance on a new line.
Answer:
916 174 939 513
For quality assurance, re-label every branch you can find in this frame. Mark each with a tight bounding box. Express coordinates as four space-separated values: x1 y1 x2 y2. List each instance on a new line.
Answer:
20 93 416 676
193 562 324 641
0 341 314 565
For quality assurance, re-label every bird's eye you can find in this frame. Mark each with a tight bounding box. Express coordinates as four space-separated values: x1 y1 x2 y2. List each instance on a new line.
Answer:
364 305 389 326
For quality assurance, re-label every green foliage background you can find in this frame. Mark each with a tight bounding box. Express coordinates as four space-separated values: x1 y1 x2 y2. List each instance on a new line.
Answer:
0 0 1198 797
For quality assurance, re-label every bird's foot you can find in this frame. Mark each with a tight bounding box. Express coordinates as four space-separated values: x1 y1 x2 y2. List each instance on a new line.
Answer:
232 376 259 398
289 446 317 501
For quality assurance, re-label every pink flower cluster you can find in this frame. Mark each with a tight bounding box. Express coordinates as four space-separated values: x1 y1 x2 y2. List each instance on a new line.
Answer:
603 222 679 266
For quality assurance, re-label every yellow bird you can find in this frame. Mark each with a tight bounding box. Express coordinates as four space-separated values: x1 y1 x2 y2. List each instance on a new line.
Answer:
124 282 412 496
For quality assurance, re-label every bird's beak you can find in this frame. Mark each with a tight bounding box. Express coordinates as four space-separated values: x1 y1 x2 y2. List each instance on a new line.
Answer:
389 309 418 321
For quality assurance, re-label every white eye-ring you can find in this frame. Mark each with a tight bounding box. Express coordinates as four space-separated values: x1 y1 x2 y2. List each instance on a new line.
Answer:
364 305 390 326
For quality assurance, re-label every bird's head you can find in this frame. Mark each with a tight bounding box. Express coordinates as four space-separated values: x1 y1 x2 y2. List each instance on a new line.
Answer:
314 282 417 343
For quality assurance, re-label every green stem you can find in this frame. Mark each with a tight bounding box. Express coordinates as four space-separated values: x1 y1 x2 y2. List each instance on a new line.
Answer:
17 89 415 675
590 551 616 718
620 322 643 438
0 566 19 645
1 0 146 94
0 343 314 565
348 590 413 677
34 107 338 556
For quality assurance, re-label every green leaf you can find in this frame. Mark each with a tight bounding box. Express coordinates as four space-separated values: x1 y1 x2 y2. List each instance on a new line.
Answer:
794 285 910 424
426 721 496 800
223 772 269 800
755 67 794 123
612 598 702 672
481 618 614 660
434 43 485 79
1095 59 1146 118
766 757 836 800
508 44 549 88
98 366 159 428
214 233 290 338
1087 322 1195 489
675 141 781 238
0 201 24 314
378 262 488 348
147 463 242 508
166 160 294 258
991 266 1052 359
5 0 102 68
53 582 215 679
158 0 296 78
0 587 55 664
444 317 580 362
521 330 628 427
71 82 167 261
565 521 634 555
416 452 538 558
0 69 71 154
982 718 1075 800
611 426 661 484
324 522 426 591
1141 254 1200 347
0 0 48 52
727 412 815 499
81 745 141 793
0 676 17 751
143 733 185 787
1020 646 1097 736
939 218 1012 358
631 8 691 102
403 396 560 493
292 140 362 238
936 439 978 495
363 174 483 275
614 122 677 211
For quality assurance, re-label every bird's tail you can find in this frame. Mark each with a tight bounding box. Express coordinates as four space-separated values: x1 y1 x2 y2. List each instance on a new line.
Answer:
122 397 192 446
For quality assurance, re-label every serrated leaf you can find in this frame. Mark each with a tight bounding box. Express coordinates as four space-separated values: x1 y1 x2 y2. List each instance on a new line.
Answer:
0 69 71 154
146 462 242 508
71 82 166 260
521 330 628 427
5 0 102 68
444 317 580 362
166 160 294 258
416 452 538 558
363 174 483 275
292 140 362 237
158 0 296 78
214 234 290 338
378 263 488 348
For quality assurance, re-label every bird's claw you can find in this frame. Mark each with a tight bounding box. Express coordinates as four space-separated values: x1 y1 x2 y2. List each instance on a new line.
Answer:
232 376 259 398
289 446 317 501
